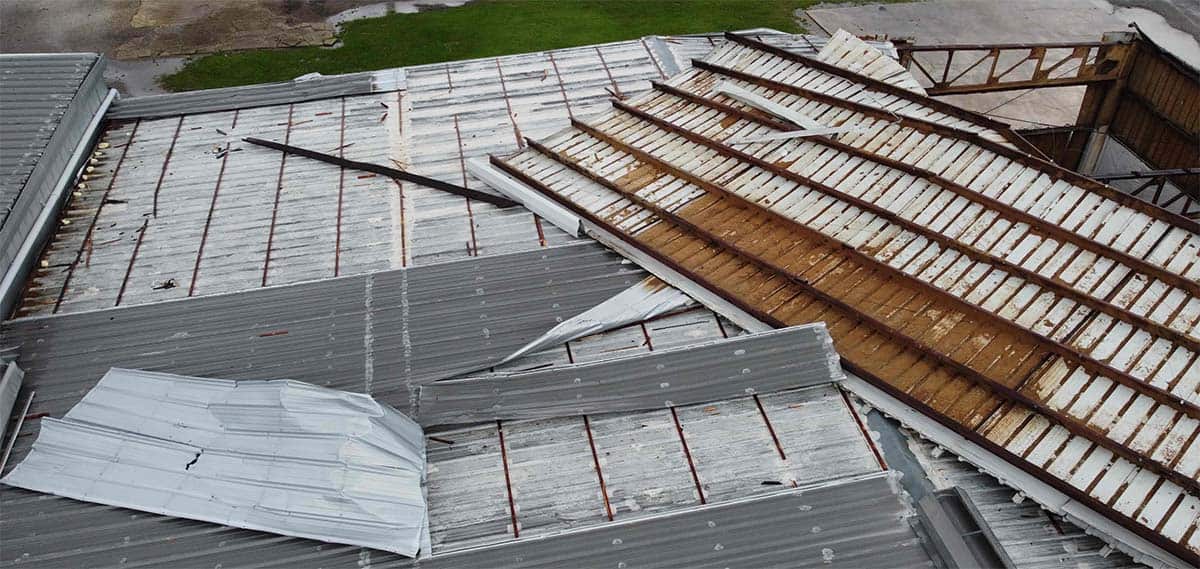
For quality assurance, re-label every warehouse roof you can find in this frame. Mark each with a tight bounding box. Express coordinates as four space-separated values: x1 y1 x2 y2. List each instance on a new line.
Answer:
0 28 1176 569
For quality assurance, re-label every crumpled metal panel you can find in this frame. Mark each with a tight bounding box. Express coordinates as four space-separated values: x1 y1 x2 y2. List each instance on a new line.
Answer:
418 323 843 425
0 368 428 557
496 276 694 365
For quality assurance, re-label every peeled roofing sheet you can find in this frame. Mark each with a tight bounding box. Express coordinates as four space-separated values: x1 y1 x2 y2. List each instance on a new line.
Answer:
1 368 428 556
497 275 694 365
418 323 842 425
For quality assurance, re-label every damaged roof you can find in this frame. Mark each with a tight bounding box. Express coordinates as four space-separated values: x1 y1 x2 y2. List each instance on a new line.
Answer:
490 30 1199 566
0 27 1188 569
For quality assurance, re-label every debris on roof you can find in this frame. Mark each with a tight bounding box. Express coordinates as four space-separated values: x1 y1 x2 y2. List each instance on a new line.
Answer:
2 24 1189 569
2 368 428 556
491 29 1199 566
497 275 695 365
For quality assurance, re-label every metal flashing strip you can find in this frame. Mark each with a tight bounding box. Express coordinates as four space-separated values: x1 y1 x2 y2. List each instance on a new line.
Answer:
1 368 428 556
466 157 583 237
0 362 23 443
106 72 377 120
417 323 842 426
426 471 934 568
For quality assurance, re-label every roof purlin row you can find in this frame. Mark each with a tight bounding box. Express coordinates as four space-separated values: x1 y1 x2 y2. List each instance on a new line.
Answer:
491 34 1200 565
516 128 1198 495
723 32 1200 235
491 145 1199 566
650 79 1198 350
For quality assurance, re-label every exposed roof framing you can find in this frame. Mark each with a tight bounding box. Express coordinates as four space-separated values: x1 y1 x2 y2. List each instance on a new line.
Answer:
492 32 1200 564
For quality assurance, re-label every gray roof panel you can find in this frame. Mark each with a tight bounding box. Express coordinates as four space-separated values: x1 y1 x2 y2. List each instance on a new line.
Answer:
430 472 934 568
1 242 642 423
416 323 843 425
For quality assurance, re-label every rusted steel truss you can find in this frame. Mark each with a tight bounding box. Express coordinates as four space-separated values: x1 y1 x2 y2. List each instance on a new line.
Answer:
896 38 1133 95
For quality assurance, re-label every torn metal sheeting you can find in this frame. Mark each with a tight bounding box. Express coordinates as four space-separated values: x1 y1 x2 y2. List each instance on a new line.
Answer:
817 30 927 94
429 471 934 568
1 368 428 556
419 323 841 425
242 137 518 208
496 275 694 366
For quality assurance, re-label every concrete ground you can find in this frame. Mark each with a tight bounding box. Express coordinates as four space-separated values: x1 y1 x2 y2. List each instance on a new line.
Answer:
804 0 1200 128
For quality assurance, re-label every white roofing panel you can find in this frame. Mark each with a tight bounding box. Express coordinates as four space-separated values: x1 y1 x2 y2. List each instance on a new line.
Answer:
0 368 428 557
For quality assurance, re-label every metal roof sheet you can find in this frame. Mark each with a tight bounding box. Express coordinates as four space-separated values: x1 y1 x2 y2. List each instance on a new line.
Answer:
416 323 842 425
2 368 428 556
426 471 935 568
1 242 641 421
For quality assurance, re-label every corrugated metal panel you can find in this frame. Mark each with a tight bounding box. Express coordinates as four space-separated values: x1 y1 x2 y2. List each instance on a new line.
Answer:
0 242 641 423
427 471 933 568
416 323 841 425
2 368 428 556
1 268 890 567
0 53 106 285
492 33 1200 564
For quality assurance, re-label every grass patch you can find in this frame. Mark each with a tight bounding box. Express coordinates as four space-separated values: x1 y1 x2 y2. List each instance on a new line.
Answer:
161 0 824 91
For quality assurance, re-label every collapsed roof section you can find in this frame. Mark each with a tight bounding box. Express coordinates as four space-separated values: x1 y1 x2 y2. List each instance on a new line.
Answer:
490 31 1200 566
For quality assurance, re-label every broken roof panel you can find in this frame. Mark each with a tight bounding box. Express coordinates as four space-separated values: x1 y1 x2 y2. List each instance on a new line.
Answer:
1 368 428 556
491 31 1199 565
0 53 109 313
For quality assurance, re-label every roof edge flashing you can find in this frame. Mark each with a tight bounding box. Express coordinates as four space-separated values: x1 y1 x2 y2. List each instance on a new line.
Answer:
1 63 115 322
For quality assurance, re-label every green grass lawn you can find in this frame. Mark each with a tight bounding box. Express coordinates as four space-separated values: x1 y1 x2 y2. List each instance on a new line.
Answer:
160 0 827 91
